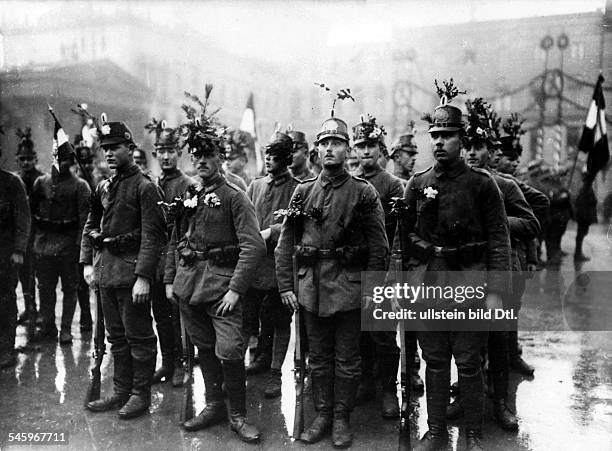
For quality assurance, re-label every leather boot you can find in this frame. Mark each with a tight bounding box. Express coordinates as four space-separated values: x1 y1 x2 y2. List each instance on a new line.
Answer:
87 352 132 412
118 357 154 419
466 428 484 451
458 371 484 435
509 330 534 376
493 399 519 431
414 367 450 451
183 350 227 430
300 373 333 443
263 368 282 398
379 354 400 419
17 295 37 324
152 319 175 384
223 359 261 443
332 376 358 448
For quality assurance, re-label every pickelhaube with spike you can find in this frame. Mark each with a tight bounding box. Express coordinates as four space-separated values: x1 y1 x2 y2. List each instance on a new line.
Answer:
423 79 466 133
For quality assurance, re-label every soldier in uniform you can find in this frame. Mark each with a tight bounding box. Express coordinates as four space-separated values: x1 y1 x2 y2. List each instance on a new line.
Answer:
462 100 539 430
351 114 406 416
0 131 31 368
287 126 315 181
390 125 419 183
573 170 597 261
31 139 91 344
275 112 389 447
82 117 166 419
15 128 44 325
148 121 194 386
242 130 300 397
164 90 265 443
398 83 511 451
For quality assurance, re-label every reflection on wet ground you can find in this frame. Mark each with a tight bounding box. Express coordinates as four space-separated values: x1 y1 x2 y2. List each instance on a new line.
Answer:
1 227 611 450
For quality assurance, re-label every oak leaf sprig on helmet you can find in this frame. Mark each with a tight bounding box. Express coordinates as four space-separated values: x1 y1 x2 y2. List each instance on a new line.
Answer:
465 97 491 140
359 114 387 140
487 108 502 141
503 113 526 139
179 84 227 153
315 83 355 116
434 78 466 102
144 117 165 139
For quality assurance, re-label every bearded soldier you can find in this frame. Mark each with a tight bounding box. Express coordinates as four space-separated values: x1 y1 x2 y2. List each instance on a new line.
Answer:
0 131 31 368
275 111 389 447
82 117 166 419
397 81 511 451
147 120 194 386
243 130 300 397
164 88 265 443
15 127 44 325
351 114 405 417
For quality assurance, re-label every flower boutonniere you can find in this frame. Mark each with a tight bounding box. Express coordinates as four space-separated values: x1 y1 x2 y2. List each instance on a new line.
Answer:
274 192 305 221
423 185 439 200
203 192 221 208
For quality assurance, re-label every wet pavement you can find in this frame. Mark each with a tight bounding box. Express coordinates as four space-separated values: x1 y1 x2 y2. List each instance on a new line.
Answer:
1 224 611 450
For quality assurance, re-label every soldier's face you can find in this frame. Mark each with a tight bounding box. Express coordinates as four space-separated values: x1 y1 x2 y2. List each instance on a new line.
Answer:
104 143 133 171
157 147 180 171
192 151 221 180
317 137 348 168
227 156 246 173
290 144 308 170
489 148 503 168
355 142 381 170
498 155 519 175
17 155 37 171
430 130 463 164
466 142 489 168
393 150 416 174
265 153 285 175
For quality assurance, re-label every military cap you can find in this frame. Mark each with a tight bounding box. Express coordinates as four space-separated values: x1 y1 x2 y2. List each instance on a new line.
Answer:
352 114 387 147
265 131 293 158
285 124 308 148
16 127 36 157
75 143 95 163
500 112 525 158
98 113 135 148
314 113 350 145
500 136 520 159
423 79 466 133
226 143 247 160
389 133 418 158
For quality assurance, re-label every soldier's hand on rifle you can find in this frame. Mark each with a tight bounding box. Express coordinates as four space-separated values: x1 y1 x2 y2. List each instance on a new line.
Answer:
281 291 299 312
9 252 24 267
215 289 240 316
132 276 151 304
485 292 503 311
260 228 272 241
83 264 94 285
165 284 177 304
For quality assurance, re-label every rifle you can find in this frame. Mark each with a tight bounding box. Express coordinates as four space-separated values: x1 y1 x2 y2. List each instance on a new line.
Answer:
390 197 412 451
84 287 105 406
292 250 305 439
179 307 195 423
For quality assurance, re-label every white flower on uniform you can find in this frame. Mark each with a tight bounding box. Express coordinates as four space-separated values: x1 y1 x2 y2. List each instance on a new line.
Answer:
423 186 438 199
183 197 198 209
204 193 221 208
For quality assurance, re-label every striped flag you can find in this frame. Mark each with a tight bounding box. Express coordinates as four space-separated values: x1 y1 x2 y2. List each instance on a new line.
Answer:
578 74 609 176
239 93 263 174
48 105 74 179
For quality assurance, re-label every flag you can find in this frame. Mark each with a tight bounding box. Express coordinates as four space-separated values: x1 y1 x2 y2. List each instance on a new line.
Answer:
578 74 609 176
239 93 263 174
48 105 73 178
